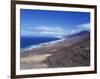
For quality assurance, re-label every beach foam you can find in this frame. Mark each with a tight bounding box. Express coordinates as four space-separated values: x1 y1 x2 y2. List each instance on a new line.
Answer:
21 38 65 53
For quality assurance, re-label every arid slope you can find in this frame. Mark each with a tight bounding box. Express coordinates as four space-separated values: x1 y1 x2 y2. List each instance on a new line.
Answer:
21 36 90 69
44 37 90 68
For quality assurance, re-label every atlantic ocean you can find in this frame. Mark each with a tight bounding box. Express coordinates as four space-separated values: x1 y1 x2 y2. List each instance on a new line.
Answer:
20 36 60 49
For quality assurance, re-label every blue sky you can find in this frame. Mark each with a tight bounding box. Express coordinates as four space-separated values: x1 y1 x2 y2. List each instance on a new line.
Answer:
20 9 90 37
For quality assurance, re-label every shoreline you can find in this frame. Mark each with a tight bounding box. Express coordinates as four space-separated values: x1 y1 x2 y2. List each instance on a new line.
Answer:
21 38 65 53
20 36 90 69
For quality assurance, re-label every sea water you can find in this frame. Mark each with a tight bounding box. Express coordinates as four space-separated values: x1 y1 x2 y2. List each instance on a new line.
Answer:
20 36 60 51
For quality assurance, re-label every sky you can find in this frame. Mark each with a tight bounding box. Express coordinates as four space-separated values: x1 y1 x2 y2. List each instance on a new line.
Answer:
20 9 90 37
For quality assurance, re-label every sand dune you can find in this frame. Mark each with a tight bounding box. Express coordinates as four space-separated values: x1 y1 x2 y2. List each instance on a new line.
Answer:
21 54 51 63
21 54 51 69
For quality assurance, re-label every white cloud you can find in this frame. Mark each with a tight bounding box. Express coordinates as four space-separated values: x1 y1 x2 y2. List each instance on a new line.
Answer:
21 26 65 37
78 23 90 30
70 23 90 34
21 23 90 37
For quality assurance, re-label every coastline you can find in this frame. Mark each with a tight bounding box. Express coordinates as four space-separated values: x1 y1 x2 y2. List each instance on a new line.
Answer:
20 35 90 69
20 37 65 53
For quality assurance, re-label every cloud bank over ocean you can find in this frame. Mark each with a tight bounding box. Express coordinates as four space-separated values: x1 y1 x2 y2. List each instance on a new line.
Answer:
21 22 90 37
70 23 90 35
20 9 90 37
21 25 65 37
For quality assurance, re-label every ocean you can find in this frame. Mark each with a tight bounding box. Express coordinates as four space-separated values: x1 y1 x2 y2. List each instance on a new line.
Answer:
20 36 60 50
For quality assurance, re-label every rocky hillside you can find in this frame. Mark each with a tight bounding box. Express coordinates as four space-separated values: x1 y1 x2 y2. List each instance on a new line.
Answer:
44 36 90 68
21 31 90 69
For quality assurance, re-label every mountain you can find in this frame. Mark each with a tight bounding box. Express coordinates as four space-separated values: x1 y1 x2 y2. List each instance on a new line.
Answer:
67 30 90 37
43 30 90 68
44 36 90 68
